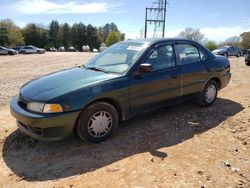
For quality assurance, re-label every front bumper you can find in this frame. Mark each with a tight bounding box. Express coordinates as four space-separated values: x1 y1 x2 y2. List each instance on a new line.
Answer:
10 96 80 141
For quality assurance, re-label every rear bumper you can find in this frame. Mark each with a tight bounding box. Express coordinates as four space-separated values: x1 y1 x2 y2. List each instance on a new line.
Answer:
10 96 80 141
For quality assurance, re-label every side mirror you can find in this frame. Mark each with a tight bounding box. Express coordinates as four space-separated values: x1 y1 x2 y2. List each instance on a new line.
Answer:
139 63 153 74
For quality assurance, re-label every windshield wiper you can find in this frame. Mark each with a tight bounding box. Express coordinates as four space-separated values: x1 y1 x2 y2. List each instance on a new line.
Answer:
87 66 109 73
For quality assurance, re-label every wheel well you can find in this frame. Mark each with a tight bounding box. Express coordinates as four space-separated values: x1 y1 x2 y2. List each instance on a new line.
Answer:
92 98 122 121
210 77 221 89
74 98 123 131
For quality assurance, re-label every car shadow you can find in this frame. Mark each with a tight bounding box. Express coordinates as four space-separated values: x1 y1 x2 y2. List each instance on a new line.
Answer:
2 98 243 181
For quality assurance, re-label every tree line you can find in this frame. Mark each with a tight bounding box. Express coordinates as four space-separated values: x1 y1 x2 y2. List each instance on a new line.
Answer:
0 19 125 51
1 19 250 52
177 27 250 51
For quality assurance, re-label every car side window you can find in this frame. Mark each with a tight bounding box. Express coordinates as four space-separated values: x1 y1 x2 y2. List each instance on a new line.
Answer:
144 44 175 71
175 44 201 65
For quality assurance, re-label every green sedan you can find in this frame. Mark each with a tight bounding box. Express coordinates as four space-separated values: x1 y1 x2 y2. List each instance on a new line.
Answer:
10 38 231 143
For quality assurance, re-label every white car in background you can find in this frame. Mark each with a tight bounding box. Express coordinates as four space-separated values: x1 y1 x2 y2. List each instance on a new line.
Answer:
20 45 46 54
0 46 18 55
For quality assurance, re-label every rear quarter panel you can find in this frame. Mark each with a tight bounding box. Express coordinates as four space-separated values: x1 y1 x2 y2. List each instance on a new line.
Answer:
205 55 231 89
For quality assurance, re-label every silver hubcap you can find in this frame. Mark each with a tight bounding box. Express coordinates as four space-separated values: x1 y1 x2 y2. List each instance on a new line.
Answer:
205 85 216 103
87 111 113 138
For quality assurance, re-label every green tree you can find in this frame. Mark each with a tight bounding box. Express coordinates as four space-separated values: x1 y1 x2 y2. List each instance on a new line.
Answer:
221 36 241 47
71 23 78 49
49 20 60 48
240 32 250 49
205 40 218 51
102 23 119 42
61 23 71 49
0 19 24 46
39 29 49 48
77 22 87 51
86 24 101 51
177 28 205 43
106 31 121 47
22 24 41 47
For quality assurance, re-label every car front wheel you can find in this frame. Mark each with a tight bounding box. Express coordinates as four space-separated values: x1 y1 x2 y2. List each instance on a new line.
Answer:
197 80 218 107
76 102 119 143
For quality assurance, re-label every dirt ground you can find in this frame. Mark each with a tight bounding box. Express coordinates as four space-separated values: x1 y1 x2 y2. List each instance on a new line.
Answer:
0 52 249 188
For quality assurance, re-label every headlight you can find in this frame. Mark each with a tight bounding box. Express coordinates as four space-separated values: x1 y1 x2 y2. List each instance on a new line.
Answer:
27 102 44 113
27 102 63 113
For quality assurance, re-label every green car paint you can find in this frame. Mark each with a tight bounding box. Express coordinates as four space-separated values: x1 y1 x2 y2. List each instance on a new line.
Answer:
10 38 231 141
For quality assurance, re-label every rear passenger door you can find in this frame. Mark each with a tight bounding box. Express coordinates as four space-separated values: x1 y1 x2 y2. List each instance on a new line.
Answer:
175 43 208 97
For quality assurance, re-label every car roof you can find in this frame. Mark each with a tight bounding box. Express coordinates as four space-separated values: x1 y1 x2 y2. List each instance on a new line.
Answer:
121 38 201 45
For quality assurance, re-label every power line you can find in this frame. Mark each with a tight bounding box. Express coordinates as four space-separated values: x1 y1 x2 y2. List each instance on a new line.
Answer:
168 0 195 13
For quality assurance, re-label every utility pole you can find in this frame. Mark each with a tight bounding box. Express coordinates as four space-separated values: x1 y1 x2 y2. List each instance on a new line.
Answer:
144 0 168 38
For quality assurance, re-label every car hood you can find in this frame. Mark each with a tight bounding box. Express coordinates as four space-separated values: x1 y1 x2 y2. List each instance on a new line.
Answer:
20 67 119 102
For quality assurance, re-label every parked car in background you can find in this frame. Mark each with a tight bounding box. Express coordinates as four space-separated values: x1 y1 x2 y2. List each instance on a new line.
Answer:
49 47 57 52
212 46 242 57
58 46 65 52
93 48 98 53
82 45 90 52
12 46 23 53
20 45 46 54
0 46 18 55
10 38 231 143
245 49 250 65
68 46 76 52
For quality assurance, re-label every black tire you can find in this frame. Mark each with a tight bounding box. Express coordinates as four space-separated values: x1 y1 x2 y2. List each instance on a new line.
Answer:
8 51 14 55
197 80 218 107
76 102 119 143
237 52 241 57
37 50 41 54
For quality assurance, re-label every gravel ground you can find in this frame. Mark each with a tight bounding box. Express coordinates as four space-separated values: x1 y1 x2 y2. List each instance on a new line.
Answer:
0 52 249 187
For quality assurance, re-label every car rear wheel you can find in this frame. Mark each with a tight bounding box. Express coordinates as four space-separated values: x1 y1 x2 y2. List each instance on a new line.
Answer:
197 80 218 107
76 102 119 143
8 51 14 55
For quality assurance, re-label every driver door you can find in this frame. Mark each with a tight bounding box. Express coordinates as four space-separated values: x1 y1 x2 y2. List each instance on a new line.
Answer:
129 43 182 116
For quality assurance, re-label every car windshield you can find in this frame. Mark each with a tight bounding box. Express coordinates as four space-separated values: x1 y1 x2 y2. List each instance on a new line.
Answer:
85 42 149 74
0 46 7 50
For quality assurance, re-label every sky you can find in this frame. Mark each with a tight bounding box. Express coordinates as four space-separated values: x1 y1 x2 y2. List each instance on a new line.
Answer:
0 0 250 42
